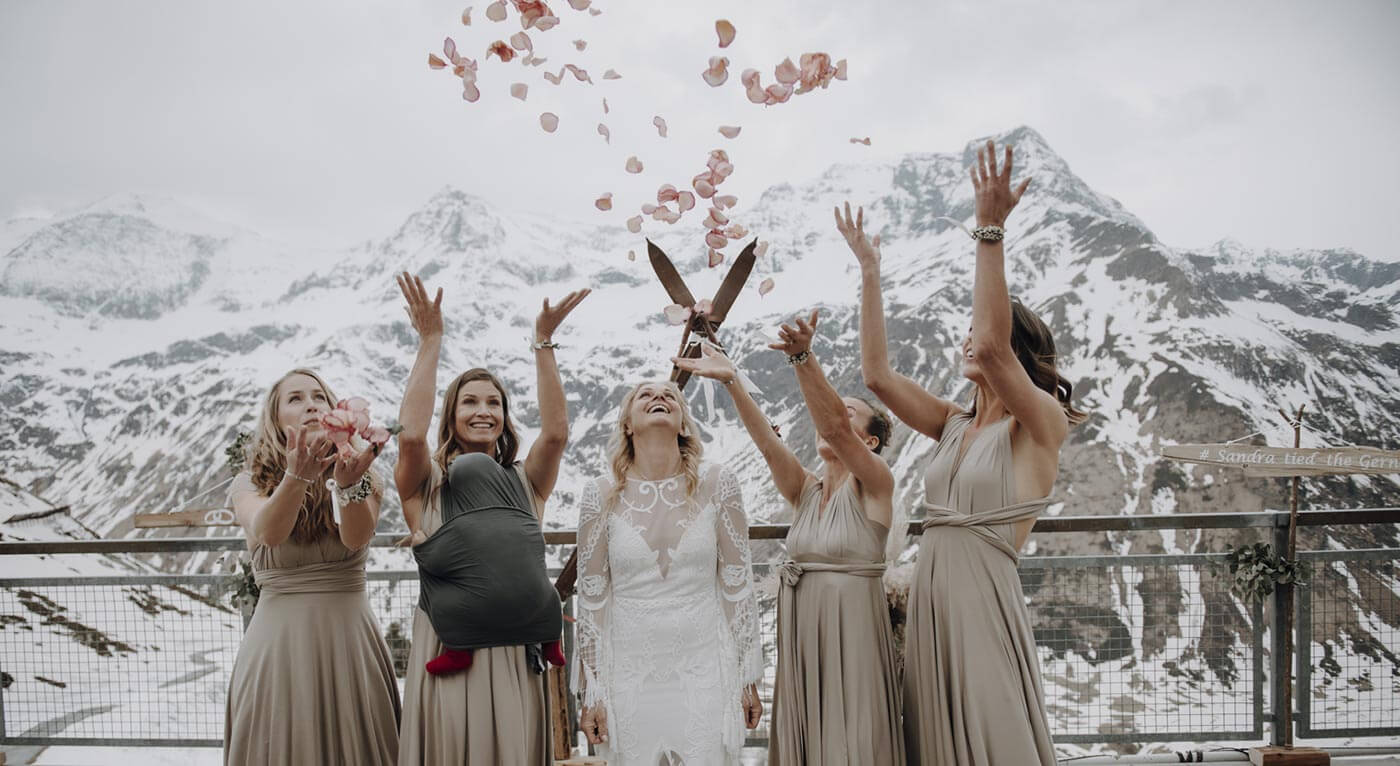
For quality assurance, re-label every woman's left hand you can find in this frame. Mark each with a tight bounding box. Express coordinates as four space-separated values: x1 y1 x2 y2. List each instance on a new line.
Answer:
742 684 763 729
769 310 820 356
971 139 1031 227
333 445 378 492
535 288 592 344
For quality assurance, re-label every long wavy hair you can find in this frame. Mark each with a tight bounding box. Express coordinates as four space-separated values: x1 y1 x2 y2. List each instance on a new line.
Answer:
433 368 521 474
604 381 704 510
246 368 381 544
970 300 1087 425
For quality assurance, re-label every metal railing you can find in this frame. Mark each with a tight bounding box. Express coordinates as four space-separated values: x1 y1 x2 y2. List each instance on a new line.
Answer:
0 510 1396 751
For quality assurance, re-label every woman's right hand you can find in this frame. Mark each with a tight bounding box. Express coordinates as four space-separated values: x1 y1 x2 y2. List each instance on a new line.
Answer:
834 201 881 270
580 705 609 745
396 271 443 341
670 343 739 385
284 425 334 483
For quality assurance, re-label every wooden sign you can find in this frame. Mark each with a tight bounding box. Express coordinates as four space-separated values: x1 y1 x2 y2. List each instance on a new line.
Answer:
1162 444 1400 478
132 507 238 528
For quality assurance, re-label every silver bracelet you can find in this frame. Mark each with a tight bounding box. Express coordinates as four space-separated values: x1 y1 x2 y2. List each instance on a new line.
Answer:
531 339 561 351
786 350 811 366
335 474 374 506
971 225 1005 242
284 470 314 485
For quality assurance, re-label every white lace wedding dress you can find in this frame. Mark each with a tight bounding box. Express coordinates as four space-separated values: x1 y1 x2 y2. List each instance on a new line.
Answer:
574 461 763 765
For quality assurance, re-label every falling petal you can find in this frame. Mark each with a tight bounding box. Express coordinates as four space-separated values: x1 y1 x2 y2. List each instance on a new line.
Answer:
774 57 799 84
533 15 559 30
693 298 714 316
758 277 775 296
463 82 481 101
544 68 563 84
597 123 611 143
429 53 448 70
462 6 473 24
708 249 725 267
511 82 529 100
625 156 644 174
603 69 622 79
764 82 793 104
660 209 682 224
540 112 559 132
656 184 678 203
602 97 609 113
715 19 736 48
626 215 643 233
745 82 767 104
530 56 547 66
663 304 691 325
445 37 459 60
725 223 748 239
713 194 738 209
573 39 587 51
754 240 770 258
653 116 668 137
641 203 658 214
835 58 848 80
702 56 729 87
676 191 696 212
693 176 716 198
589 7 601 15
485 0 507 21
718 125 741 139
627 249 636 261
651 204 674 221
740 68 760 88
595 192 613 211
849 136 871 145
565 64 592 83
569 0 591 8
510 31 533 52
705 230 728 249
487 40 516 62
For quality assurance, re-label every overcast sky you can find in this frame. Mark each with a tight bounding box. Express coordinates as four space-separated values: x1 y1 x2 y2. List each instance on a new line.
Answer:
3 0 1398 261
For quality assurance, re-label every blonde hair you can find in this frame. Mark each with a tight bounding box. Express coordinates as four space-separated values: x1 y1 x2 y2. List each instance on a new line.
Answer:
604 381 704 509
246 368 381 544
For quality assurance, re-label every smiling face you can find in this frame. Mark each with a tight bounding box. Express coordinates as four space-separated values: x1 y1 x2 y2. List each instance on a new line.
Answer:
814 396 882 461
959 326 985 384
452 379 506 453
274 373 332 434
626 381 685 438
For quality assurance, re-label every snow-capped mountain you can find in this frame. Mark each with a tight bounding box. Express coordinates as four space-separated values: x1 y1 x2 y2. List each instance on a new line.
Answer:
2 128 1397 733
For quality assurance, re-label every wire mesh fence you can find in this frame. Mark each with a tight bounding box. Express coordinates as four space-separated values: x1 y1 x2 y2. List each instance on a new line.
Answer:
1 547 1396 749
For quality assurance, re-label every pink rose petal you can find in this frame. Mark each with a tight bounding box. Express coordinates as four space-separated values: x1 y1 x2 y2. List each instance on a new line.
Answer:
487 40 516 62
462 6 473 24
660 209 682 224
706 207 730 225
565 64 592 83
595 192 613 211
718 125 741 139
725 223 748 239
774 57 799 85
429 53 448 70
543 67 563 84
485 0 507 21
603 69 622 79
713 194 737 209
702 56 729 87
573 39 587 51
693 176 716 198
715 19 736 48
511 82 528 100
589 7 601 15
510 31 533 52
653 116 668 138
597 123 610 143
626 215 643 233
693 298 714 316
569 0 591 9
624 156 644 173
740 68 760 88
835 58 847 80
365 426 391 445
656 184 678 203
651 204 674 221
708 249 725 267
764 82 793 104
676 191 695 212
745 82 767 104
663 304 691 325
529 55 547 66
602 97 609 113
849 136 871 145
705 230 728 249
540 112 559 132
445 37 459 61
754 240 770 258
463 82 481 101
641 203 657 215
532 15 560 30
758 277 774 296
627 249 636 261
344 397 370 412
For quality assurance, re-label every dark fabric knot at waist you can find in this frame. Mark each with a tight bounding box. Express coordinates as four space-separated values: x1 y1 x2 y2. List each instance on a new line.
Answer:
919 498 1051 562
778 559 886 588
255 559 367 594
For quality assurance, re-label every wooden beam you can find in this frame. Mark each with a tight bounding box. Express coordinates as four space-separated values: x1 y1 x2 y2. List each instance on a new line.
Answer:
1248 746 1329 765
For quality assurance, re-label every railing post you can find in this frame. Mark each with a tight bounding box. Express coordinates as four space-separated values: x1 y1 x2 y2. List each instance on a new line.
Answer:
1269 512 1292 747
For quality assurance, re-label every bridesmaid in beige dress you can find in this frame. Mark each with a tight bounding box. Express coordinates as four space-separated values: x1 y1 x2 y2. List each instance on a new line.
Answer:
393 272 589 766
839 140 1086 765
225 367 401 765
675 322 905 766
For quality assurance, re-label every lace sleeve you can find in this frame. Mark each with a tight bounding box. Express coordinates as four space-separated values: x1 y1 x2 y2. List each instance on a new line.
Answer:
713 466 763 685
573 478 611 709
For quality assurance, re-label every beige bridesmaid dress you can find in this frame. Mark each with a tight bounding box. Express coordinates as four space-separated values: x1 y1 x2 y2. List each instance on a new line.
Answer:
769 476 904 765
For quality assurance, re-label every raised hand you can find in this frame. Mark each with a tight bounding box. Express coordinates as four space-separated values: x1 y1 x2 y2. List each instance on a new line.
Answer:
971 139 1031 227
396 272 443 341
769 310 820 356
670 343 739 384
535 288 592 343
285 425 335 483
333 443 379 490
834 201 881 270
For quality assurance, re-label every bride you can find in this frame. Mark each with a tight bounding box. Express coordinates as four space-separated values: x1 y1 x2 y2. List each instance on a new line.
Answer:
574 380 764 764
